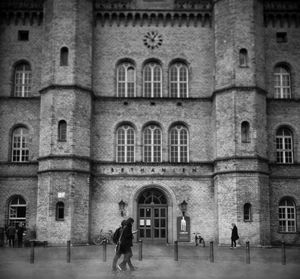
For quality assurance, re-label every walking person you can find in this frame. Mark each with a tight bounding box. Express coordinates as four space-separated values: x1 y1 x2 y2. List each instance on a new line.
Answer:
17 222 25 248
112 220 126 272
7 223 16 248
118 217 138 271
230 223 239 248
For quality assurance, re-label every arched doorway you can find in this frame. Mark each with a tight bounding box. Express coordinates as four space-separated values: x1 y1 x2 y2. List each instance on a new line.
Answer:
137 188 167 243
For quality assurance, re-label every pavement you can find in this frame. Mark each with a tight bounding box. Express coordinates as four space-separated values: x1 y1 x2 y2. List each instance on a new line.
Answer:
0 243 300 279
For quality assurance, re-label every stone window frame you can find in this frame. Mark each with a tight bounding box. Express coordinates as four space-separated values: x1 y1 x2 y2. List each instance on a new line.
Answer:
278 197 297 233
169 62 189 98
8 195 27 227
239 48 248 67
60 46 69 66
275 126 294 164
273 63 292 99
241 121 250 143
169 123 189 163
116 61 136 97
56 201 65 221
13 60 32 97
58 120 67 142
143 60 163 98
116 124 136 163
243 203 252 222
142 123 162 163
11 125 30 163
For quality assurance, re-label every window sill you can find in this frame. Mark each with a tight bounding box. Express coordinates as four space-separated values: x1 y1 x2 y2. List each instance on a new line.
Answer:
277 231 298 234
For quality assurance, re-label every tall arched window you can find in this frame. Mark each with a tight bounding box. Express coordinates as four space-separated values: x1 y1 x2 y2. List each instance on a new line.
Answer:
11 127 29 162
276 127 293 164
143 63 162 98
170 125 188 162
9 195 26 227
169 63 188 98
58 120 67 142
117 63 136 97
60 47 69 66
241 121 250 143
14 62 32 97
239 48 248 67
243 203 252 221
56 202 65 221
143 125 162 162
279 198 296 232
116 125 135 163
274 65 291 99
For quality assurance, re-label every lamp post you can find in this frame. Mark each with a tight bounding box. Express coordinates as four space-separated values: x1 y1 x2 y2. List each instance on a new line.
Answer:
119 200 126 217
180 200 187 216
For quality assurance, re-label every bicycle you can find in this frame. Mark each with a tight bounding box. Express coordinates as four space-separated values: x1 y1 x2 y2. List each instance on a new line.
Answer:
93 229 113 245
193 232 205 247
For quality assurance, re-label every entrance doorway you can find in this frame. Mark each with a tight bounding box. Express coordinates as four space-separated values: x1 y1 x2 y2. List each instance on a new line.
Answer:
137 188 167 243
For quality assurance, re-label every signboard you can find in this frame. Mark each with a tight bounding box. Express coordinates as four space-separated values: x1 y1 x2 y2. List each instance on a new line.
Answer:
177 216 190 242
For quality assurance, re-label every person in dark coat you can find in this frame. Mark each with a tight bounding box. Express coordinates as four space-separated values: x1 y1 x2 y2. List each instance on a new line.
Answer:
112 220 126 272
7 223 16 247
230 223 239 248
17 223 25 248
118 217 137 271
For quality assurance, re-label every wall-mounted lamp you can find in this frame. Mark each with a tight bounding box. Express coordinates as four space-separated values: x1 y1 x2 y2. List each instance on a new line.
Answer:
180 200 188 216
119 200 126 217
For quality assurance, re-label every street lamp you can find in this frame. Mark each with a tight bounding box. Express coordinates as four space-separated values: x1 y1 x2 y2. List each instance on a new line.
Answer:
180 200 187 216
118 200 126 217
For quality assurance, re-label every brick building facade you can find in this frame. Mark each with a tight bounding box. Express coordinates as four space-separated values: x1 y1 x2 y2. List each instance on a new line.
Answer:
0 0 300 246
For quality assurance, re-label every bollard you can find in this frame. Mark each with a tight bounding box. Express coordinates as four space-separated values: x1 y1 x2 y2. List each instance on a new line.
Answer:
103 239 107 262
67 240 71 263
281 241 286 265
30 240 34 264
138 240 143 261
174 240 178 261
209 241 214 263
245 241 250 264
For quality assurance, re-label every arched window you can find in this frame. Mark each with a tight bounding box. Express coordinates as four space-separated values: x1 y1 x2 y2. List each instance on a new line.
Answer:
56 202 65 221
58 120 67 142
170 125 189 162
143 63 162 98
116 125 135 163
169 63 188 98
60 47 69 66
9 195 26 227
241 121 250 143
243 203 252 222
274 65 291 99
14 62 32 97
11 127 29 162
117 63 136 97
279 198 296 232
239 48 248 67
276 127 293 164
143 125 162 162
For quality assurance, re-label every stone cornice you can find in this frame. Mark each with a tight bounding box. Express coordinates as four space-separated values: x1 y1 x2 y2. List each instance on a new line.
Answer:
94 10 212 27
0 0 44 26
212 86 268 99
38 155 91 162
263 0 300 28
214 155 269 163
39 84 94 97
94 96 212 102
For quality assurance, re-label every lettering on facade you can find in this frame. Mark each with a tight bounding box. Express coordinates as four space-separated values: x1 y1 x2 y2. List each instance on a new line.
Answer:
99 166 203 176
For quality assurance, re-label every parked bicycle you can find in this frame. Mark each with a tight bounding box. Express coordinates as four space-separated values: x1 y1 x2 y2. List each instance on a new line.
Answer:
193 232 205 247
93 229 113 245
